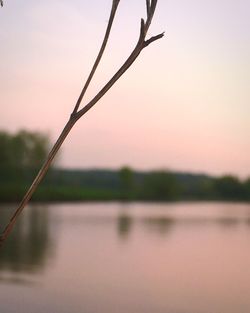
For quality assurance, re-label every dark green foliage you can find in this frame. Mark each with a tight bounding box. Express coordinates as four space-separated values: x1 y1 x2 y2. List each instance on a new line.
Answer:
142 171 179 200
0 132 13 172
0 129 250 202
33 186 122 202
0 130 49 176
176 173 216 199
0 130 50 201
119 166 134 190
213 175 247 200
244 178 250 200
119 166 135 199
1 166 250 202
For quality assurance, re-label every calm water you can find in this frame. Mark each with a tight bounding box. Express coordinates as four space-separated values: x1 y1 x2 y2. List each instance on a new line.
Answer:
0 202 250 313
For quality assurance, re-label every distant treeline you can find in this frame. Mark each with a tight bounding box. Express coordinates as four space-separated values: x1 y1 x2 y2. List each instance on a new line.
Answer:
1 167 250 202
0 129 49 172
0 130 250 202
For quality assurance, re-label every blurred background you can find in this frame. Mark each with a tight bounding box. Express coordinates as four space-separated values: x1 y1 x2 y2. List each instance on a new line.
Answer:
0 0 249 177
1 1 250 313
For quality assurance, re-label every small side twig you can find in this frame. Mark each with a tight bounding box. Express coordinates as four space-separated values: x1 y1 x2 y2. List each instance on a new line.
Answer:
71 0 120 116
0 0 164 247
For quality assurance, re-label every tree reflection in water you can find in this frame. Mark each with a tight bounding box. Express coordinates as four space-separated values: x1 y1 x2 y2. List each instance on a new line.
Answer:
141 217 175 235
117 214 133 239
0 205 53 274
1 203 248 275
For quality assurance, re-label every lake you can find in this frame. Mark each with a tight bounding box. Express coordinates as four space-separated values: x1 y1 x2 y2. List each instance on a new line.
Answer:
0 202 250 313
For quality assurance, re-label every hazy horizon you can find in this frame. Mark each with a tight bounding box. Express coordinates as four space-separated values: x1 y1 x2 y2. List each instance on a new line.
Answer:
47 164 247 181
1 0 249 178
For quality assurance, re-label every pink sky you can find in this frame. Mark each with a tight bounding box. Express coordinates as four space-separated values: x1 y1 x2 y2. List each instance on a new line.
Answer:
0 0 250 178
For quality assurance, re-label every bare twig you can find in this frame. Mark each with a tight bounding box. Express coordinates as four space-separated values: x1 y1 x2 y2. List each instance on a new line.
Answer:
0 0 164 247
71 0 120 116
146 0 150 17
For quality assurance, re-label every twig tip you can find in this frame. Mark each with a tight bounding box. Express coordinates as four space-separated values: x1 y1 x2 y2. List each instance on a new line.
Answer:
143 31 165 47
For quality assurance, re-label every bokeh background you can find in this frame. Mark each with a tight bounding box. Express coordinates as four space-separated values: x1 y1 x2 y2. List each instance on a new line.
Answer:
0 0 249 177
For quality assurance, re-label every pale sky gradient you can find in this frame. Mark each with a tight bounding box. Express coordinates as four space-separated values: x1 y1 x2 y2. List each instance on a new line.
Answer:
0 0 250 178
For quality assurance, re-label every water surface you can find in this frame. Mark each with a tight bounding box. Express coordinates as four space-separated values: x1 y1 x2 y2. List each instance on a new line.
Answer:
0 202 250 313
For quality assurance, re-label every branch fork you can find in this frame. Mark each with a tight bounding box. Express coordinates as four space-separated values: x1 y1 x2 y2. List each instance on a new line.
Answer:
0 0 164 246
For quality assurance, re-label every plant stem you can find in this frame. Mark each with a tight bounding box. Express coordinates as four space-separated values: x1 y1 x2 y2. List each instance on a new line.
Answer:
0 0 164 247
0 118 77 246
72 0 120 116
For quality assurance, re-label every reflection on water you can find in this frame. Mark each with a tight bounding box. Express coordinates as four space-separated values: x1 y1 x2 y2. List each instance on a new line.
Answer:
0 205 53 274
142 216 175 235
0 202 250 313
1 202 250 273
117 214 133 239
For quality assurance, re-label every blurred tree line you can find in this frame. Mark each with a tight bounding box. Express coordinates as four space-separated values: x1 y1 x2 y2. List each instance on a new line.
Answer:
0 130 250 202
0 130 50 201
0 130 49 171
118 167 179 200
117 168 250 201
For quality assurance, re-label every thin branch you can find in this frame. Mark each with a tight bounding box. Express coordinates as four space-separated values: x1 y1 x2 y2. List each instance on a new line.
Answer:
0 118 77 247
0 0 164 247
145 0 158 33
71 0 120 116
144 32 165 47
146 0 150 17
75 1 164 119
75 29 164 120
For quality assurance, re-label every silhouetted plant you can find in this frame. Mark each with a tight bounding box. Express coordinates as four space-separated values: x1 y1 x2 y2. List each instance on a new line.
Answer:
0 0 164 246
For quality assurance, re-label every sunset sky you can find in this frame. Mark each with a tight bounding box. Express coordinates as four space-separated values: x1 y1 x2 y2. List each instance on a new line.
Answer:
0 0 249 178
